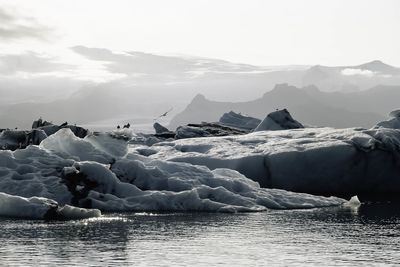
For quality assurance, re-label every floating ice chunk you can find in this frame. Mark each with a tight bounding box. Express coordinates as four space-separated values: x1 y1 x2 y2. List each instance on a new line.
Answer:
219 111 261 131
254 109 304 131
57 205 101 220
0 192 100 220
0 192 58 219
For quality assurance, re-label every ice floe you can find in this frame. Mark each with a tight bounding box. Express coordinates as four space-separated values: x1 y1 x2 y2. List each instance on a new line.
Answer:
0 192 100 220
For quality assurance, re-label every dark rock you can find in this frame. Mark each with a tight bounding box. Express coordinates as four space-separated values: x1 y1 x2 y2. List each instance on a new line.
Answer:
219 111 261 132
153 122 170 134
153 122 176 138
32 118 88 138
254 109 304 131
61 167 98 207
175 122 246 139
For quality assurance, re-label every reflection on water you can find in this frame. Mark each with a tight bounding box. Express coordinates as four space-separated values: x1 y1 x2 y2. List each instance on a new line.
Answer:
0 204 399 266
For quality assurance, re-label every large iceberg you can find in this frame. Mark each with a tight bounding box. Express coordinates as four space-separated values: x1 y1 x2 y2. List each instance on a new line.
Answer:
4 109 400 217
0 128 346 215
145 126 400 201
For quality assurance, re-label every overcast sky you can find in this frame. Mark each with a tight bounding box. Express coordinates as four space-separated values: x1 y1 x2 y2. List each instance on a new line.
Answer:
0 0 399 66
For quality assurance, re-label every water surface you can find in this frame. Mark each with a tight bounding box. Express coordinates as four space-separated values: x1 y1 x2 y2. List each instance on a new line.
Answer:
1 204 399 266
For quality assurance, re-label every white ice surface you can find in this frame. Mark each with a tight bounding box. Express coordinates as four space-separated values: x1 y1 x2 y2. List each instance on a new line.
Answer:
143 127 400 198
0 146 73 205
57 204 101 220
72 158 344 212
0 128 346 213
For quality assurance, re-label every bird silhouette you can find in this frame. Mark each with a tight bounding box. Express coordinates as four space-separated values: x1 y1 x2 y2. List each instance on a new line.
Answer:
154 107 173 121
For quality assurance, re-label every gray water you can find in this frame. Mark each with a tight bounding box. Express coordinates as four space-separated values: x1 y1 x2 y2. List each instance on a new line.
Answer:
0 204 399 266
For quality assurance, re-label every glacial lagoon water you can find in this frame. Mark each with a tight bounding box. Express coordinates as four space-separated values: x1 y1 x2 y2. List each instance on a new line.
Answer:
0 204 399 266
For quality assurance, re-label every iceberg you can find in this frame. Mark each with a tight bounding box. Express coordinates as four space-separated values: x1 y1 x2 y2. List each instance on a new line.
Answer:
145 126 400 202
0 128 346 213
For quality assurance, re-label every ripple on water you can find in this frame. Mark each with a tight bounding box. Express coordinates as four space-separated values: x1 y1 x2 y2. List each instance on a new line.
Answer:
0 205 400 266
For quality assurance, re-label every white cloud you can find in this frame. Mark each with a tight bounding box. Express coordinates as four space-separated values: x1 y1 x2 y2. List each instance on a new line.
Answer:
341 68 375 77
0 7 52 41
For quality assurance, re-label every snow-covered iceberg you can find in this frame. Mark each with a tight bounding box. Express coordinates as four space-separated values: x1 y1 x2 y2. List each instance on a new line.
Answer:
145 126 400 202
0 128 346 213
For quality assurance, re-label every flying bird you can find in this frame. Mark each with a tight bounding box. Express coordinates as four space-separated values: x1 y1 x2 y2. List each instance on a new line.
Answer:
154 108 173 121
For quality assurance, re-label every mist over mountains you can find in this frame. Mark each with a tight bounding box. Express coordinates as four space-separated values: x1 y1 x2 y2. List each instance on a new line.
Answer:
0 46 399 130
169 84 396 129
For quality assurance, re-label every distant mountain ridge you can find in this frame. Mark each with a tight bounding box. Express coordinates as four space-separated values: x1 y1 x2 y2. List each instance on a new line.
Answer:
302 60 400 92
356 60 400 74
169 83 400 129
1 45 400 129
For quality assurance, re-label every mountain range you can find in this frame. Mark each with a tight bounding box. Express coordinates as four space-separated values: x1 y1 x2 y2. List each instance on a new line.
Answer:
169 83 399 129
0 47 399 130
